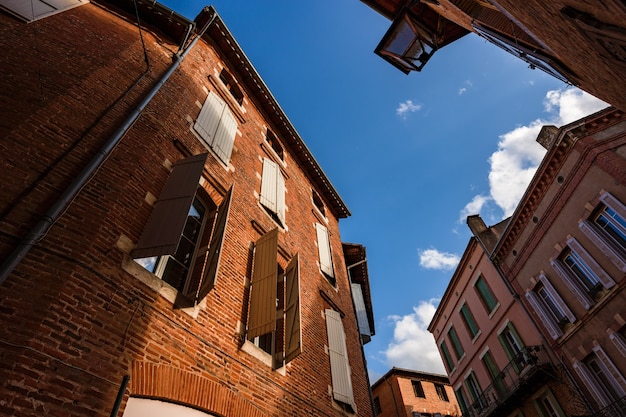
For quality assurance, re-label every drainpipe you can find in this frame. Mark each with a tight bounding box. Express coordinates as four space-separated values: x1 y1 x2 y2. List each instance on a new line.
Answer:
0 14 216 286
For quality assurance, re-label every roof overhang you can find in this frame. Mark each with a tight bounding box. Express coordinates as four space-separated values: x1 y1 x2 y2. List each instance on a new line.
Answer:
343 243 375 336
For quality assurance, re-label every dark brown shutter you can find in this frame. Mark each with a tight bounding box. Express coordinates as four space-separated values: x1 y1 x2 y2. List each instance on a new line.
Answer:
131 153 208 259
284 253 301 363
247 228 278 340
188 186 233 302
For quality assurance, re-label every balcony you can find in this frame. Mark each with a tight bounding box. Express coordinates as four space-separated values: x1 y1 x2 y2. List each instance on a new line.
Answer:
591 395 626 417
465 345 555 417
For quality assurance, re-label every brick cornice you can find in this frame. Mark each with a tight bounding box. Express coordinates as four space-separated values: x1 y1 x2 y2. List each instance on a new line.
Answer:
130 362 269 417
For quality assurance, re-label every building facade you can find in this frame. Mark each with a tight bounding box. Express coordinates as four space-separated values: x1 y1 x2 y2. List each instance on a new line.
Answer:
428 227 587 417
361 0 626 112
0 1 375 416
492 106 626 416
372 368 460 417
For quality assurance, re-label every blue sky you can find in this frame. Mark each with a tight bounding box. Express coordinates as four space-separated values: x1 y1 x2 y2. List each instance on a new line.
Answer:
160 1 607 382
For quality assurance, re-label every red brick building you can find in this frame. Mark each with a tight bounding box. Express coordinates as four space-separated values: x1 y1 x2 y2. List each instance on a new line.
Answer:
0 1 375 416
361 0 626 112
371 368 460 417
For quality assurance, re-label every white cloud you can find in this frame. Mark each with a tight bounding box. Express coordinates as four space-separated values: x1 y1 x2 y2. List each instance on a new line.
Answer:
396 100 422 119
382 300 446 374
418 248 460 270
459 194 491 223
463 87 608 219
458 80 473 95
458 87 467 95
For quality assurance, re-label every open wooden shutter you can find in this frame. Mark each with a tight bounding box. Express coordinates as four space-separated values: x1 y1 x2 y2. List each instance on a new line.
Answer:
593 345 626 396
247 229 278 340
325 309 355 411
579 221 626 272
211 105 237 164
351 283 371 338
131 153 208 259
573 360 612 408
550 259 594 310
284 253 301 363
316 223 334 278
194 92 224 145
190 186 233 302
538 273 576 323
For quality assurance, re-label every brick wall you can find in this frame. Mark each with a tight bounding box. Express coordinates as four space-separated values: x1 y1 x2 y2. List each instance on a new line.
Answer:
0 3 372 416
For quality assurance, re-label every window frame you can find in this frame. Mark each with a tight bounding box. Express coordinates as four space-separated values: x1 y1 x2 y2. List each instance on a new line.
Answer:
412 380 425 398
435 383 449 402
474 275 499 314
218 68 244 106
440 340 455 373
448 326 464 361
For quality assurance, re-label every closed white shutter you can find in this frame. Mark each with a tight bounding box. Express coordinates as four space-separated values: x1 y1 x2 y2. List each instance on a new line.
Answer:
260 159 278 214
525 291 562 340
550 259 594 309
566 237 615 289
0 0 86 22
573 360 612 408
325 309 355 411
276 168 286 226
538 273 576 323
194 92 236 164
316 223 334 278
351 283 371 338
579 221 626 272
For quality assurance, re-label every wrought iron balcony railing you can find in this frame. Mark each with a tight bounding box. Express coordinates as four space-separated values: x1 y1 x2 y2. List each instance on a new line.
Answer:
463 345 553 417
591 395 626 417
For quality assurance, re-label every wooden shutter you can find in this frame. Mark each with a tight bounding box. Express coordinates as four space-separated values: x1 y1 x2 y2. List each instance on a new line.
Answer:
573 360 612 407
550 259 594 309
192 187 233 302
0 0 86 22
260 158 278 213
316 223 334 278
284 253 302 363
131 153 208 259
325 309 355 410
351 283 371 337
211 104 237 164
276 168 286 225
538 273 576 323
579 221 626 272
525 290 562 340
194 92 224 146
247 229 278 340
593 345 626 396
601 192 626 220
609 331 626 357
567 237 615 289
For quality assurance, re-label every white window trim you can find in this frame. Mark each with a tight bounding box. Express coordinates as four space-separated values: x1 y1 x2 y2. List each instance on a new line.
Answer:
592 345 626 397
539 273 576 323
566 237 615 289
525 290 563 340
550 258 594 310
609 330 626 357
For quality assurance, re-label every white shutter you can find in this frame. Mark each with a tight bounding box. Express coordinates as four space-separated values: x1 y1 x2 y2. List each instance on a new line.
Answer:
351 283 371 337
276 169 286 226
601 192 626 220
211 104 237 164
592 345 626 396
325 309 355 411
609 331 626 357
579 221 626 272
567 237 615 289
0 0 86 22
316 223 334 278
194 92 224 145
550 259 594 309
260 158 278 213
573 360 612 408
538 273 576 324
525 291 562 340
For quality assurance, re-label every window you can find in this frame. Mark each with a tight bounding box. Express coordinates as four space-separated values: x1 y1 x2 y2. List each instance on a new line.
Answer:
325 309 356 412
475 275 498 314
247 229 301 367
412 380 425 398
455 386 470 416
0 0 86 22
525 274 576 340
265 130 284 160
460 304 480 339
132 154 232 305
440 341 454 372
534 390 566 417
218 69 244 105
498 323 530 372
609 327 626 357
448 327 464 360
374 396 382 415
194 91 238 165
482 350 506 398
573 345 626 409
312 189 326 217
579 192 626 272
316 223 335 284
435 383 449 402
260 158 286 226
465 371 486 411
551 237 614 309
